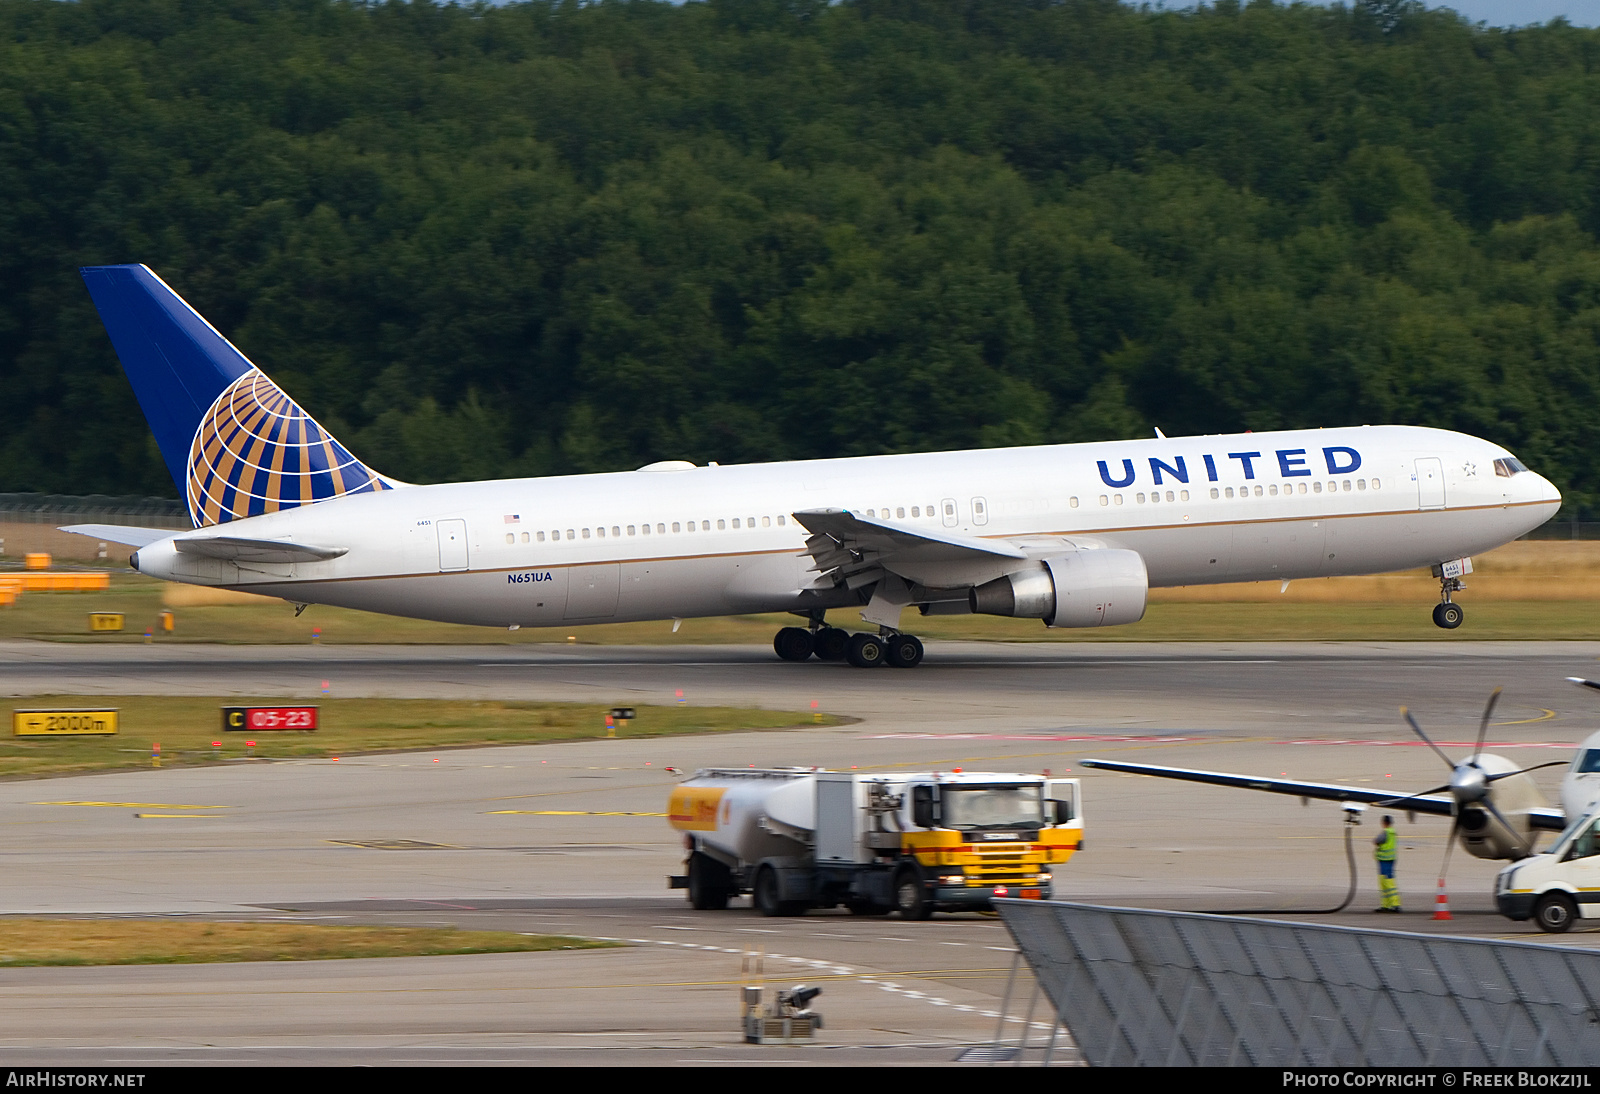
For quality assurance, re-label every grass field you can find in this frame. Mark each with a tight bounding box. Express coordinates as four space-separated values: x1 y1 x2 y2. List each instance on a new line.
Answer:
0 540 1596 644
0 920 613 966
0 697 841 778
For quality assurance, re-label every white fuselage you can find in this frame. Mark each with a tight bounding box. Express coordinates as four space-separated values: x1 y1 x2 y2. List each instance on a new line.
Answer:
130 424 1561 628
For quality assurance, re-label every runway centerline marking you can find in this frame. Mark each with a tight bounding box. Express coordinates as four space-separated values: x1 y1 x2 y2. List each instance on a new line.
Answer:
487 810 667 817
31 801 230 809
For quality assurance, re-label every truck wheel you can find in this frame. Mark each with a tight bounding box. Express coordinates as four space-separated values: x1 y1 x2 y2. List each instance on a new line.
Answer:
894 864 933 921
1535 892 1578 934
753 865 806 917
688 852 730 911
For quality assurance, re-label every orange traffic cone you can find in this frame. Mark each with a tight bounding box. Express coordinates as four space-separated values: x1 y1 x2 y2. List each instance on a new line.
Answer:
1432 876 1453 921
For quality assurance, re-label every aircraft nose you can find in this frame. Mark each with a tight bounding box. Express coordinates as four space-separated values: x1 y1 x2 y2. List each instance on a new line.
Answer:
1526 472 1563 513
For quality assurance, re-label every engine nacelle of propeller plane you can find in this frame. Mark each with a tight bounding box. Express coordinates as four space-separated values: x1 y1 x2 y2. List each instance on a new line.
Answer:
1457 753 1546 860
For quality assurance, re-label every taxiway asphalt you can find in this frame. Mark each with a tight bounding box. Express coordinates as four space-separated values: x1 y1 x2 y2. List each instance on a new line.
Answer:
1 638 1598 1065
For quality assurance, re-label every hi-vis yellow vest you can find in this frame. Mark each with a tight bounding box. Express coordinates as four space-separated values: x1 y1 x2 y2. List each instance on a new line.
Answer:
1375 828 1397 862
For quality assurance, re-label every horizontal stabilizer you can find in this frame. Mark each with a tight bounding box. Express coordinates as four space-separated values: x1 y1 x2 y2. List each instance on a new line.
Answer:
58 524 175 549
172 535 348 564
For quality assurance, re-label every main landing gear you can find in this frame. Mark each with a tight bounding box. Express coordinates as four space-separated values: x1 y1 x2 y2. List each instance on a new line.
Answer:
773 624 925 668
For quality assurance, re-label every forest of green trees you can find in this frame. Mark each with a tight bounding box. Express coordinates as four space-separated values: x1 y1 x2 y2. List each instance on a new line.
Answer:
4 0 1600 516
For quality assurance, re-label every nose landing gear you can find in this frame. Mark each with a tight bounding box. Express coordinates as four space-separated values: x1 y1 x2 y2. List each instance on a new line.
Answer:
1431 560 1469 629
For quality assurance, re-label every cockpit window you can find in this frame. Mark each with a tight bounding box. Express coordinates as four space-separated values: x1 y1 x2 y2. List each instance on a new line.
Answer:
1576 750 1600 774
1494 457 1529 478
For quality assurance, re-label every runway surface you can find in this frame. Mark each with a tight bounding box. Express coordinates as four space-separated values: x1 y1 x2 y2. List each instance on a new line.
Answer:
2 638 1599 1065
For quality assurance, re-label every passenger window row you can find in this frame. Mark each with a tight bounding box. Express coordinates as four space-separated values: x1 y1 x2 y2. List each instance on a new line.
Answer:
506 514 791 545
1089 478 1381 507
863 505 936 520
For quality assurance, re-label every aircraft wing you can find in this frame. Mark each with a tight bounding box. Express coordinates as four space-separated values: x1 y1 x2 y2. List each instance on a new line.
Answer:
1080 758 1570 830
171 534 348 564
793 508 1025 590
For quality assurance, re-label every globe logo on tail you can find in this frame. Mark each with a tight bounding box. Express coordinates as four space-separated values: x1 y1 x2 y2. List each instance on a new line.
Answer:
187 370 391 527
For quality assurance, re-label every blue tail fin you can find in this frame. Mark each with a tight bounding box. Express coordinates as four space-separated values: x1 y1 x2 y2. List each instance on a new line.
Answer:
81 265 395 527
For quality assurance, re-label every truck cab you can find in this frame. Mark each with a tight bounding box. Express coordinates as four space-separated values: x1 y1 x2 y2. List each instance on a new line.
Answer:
1496 811 1600 932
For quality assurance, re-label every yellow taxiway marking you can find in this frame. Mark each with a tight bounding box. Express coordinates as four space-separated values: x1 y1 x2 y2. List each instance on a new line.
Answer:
1493 709 1558 726
32 801 229 809
134 814 223 819
488 810 667 817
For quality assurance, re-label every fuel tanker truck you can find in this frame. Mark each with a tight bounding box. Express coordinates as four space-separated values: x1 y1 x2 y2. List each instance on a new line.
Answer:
667 768 1082 918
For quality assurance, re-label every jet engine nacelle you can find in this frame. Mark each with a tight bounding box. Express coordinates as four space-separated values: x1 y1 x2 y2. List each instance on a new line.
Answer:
969 549 1148 628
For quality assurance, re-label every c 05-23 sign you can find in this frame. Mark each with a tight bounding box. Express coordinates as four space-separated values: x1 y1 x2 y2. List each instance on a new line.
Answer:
13 709 118 736
221 706 319 732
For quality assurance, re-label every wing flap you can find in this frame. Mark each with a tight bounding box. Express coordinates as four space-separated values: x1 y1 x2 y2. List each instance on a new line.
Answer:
793 508 1028 592
794 509 1026 562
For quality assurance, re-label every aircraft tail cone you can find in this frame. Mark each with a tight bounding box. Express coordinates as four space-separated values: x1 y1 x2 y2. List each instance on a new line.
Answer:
1432 877 1453 921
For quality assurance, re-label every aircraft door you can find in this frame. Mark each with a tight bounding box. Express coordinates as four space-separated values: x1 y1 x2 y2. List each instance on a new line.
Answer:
437 519 469 571
564 563 620 620
1415 458 1446 510
941 498 959 528
970 497 989 527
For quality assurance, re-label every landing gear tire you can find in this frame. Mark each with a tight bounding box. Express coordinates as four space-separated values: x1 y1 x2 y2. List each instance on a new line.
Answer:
813 627 849 661
846 632 887 668
773 627 816 662
687 851 731 911
894 864 933 920
753 865 806 917
886 633 924 668
1535 892 1577 934
1432 602 1464 629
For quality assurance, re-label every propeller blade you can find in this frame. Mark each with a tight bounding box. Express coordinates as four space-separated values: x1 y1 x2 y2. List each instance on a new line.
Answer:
1485 759 1571 782
1373 783 1451 808
1470 687 1504 763
1439 814 1460 886
1480 798 1530 857
1567 677 1600 693
1401 706 1459 770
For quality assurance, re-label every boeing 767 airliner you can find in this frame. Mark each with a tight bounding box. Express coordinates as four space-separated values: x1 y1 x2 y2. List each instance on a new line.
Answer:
65 264 1561 668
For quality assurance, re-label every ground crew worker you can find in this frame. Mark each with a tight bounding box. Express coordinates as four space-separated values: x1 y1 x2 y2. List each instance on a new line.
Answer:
1373 814 1401 913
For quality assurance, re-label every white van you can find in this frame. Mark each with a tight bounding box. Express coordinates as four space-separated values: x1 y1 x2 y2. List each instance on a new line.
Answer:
1496 811 1600 932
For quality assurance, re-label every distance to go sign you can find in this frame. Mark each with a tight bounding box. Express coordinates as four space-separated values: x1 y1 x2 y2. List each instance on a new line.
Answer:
13 709 118 736
221 706 319 732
